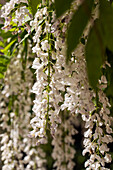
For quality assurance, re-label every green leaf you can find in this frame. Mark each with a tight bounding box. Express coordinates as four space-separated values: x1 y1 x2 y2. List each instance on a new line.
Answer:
28 0 41 16
55 0 74 18
0 73 4 79
0 56 10 65
67 0 94 62
19 27 34 44
99 0 113 52
0 65 7 72
1 39 16 54
0 31 12 39
106 79 113 97
85 20 105 90
0 56 10 79
105 49 113 98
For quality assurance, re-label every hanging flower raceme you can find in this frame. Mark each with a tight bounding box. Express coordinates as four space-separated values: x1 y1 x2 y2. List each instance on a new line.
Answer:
1 0 28 18
0 51 47 170
30 0 62 142
1 0 32 34
30 2 85 168
30 5 51 143
58 45 94 115
30 0 93 167
82 76 113 169
30 0 79 139
52 111 77 170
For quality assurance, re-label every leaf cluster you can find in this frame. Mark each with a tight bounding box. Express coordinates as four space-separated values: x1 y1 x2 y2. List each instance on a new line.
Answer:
55 0 113 92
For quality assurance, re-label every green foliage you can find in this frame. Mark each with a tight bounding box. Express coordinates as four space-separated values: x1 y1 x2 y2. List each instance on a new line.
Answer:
0 56 11 79
55 0 74 18
85 0 113 90
55 0 113 91
1 39 16 54
28 0 41 16
0 27 18 79
105 49 113 98
99 0 113 52
67 0 94 62
85 20 105 90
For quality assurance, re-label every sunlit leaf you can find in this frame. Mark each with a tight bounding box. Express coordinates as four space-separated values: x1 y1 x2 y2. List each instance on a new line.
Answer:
0 56 9 64
1 39 16 53
0 73 4 79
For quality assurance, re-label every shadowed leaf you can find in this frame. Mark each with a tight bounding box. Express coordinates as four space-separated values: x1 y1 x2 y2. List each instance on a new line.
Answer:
99 0 113 52
55 0 74 18
67 0 94 62
85 20 105 90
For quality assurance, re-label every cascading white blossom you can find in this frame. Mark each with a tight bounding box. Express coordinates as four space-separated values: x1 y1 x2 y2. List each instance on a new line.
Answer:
58 0 99 116
30 5 51 143
51 2 113 169
1 0 28 18
0 52 47 170
30 0 63 141
1 0 32 33
54 43 95 115
51 24 97 169
30 2 94 169
30 0 94 168
52 112 77 170
82 76 113 169
1 0 113 169
30 1 79 168
12 6 31 27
